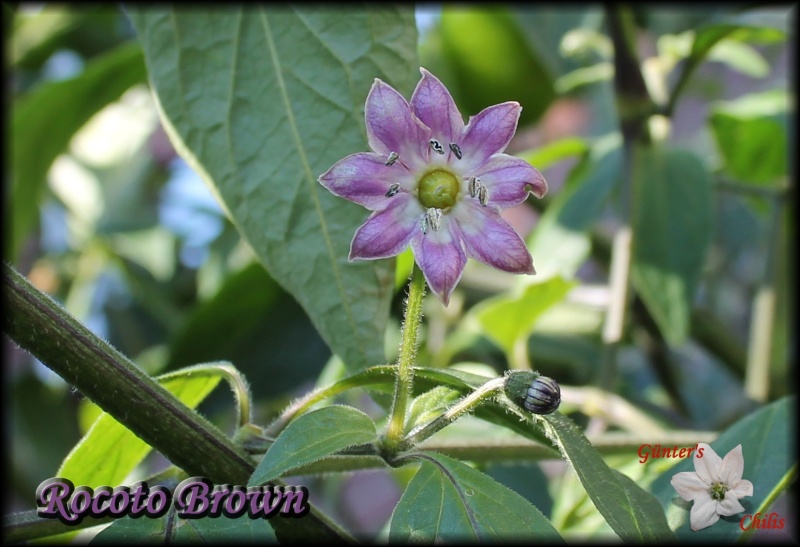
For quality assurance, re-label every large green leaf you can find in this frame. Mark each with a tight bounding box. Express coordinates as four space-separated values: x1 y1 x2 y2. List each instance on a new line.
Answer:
57 365 224 488
650 397 795 541
250 405 377 485
390 452 563 542
127 7 419 371
9 40 147 261
541 413 677 542
630 146 713 346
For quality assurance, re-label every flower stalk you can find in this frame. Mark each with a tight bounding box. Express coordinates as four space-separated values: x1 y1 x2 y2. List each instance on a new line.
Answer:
384 263 427 454
397 377 507 453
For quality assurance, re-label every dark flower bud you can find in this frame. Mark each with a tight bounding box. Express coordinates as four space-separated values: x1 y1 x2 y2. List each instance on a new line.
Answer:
504 371 561 415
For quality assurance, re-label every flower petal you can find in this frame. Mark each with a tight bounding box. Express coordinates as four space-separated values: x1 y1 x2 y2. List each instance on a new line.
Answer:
671 471 710 502
475 153 548 207
411 216 466 306
690 496 720 531
459 102 521 170
694 443 723 484
366 79 431 170
452 200 534 274
410 68 464 147
719 444 745 485
349 195 423 260
729 479 754 499
717 492 745 517
319 152 415 210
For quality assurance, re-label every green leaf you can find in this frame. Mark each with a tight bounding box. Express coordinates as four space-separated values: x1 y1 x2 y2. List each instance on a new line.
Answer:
517 137 589 171
390 452 563 542
406 385 462 433
9 40 147 261
710 90 788 185
93 509 278 544
471 276 576 357
57 366 223 487
631 146 713 346
690 9 787 61
541 412 677 542
706 39 769 77
250 405 377 485
126 8 419 372
650 396 796 541
269 365 554 449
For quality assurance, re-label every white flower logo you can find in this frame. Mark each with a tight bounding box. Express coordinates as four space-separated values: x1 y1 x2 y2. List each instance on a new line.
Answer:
670 443 753 531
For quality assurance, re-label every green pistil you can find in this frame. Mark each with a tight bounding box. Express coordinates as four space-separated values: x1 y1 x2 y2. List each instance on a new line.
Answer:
418 169 459 209
711 482 729 501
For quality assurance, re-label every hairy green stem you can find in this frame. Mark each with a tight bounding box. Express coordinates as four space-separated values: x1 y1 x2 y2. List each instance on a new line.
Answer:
2 262 353 543
384 263 426 453
397 377 507 453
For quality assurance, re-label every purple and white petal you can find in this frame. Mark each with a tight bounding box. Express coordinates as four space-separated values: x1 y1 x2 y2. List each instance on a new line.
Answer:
459 102 521 170
689 496 720 531
366 79 431 170
694 443 723 485
349 195 423 260
717 492 746 517
411 216 466 306
670 471 710 502
475 154 548 207
719 445 745 485
452 200 534 274
319 152 415 210
410 68 464 147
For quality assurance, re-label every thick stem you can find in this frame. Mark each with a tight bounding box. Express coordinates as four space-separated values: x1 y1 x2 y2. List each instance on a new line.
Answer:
4 262 253 485
383 263 426 453
2 263 353 544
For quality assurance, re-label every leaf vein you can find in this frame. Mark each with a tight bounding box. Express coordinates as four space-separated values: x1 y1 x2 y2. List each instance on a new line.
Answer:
259 9 366 363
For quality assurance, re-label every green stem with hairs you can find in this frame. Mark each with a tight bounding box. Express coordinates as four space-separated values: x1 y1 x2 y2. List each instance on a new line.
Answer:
383 263 427 454
397 377 507 453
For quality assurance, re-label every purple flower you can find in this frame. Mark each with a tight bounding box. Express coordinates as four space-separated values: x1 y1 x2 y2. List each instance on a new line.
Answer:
319 68 547 305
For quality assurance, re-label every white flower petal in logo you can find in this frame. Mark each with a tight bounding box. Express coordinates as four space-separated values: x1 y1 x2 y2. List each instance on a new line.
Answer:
670 443 753 531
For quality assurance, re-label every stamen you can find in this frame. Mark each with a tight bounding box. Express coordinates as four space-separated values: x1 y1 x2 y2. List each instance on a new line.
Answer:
420 215 428 234
468 177 480 198
478 185 488 206
385 183 400 198
426 208 442 231
449 143 462 159
429 139 445 155
385 151 399 166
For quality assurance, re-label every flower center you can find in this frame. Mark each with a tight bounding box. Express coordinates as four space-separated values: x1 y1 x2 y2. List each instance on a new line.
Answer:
710 482 729 501
417 169 459 209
